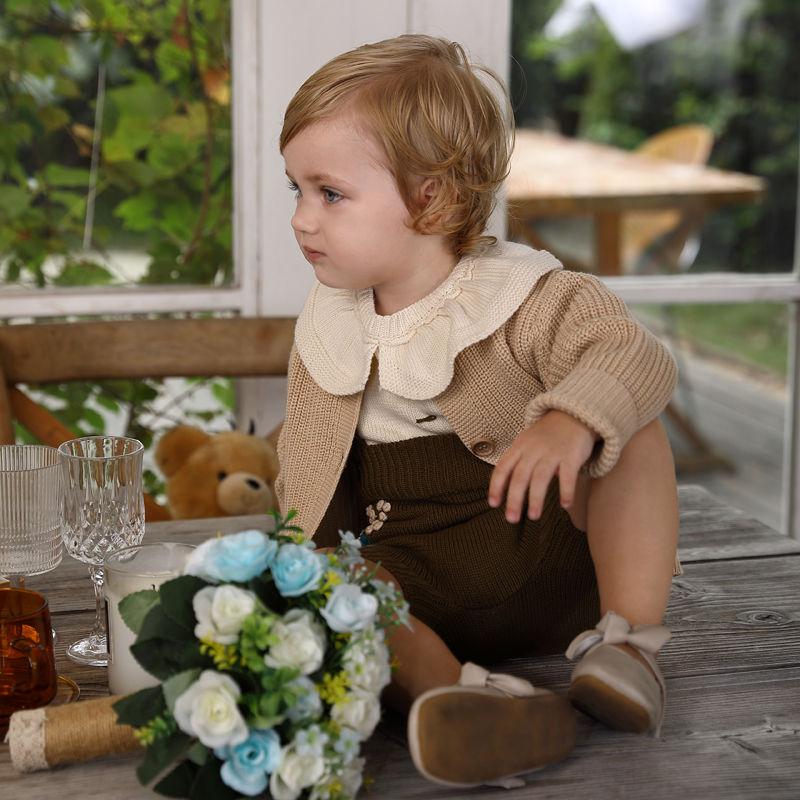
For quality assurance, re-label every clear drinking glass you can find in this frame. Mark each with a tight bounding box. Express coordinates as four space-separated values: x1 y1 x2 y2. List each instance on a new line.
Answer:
58 436 145 666
0 446 63 587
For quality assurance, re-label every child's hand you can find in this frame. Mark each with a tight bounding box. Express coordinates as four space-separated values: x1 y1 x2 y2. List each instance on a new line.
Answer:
488 410 597 523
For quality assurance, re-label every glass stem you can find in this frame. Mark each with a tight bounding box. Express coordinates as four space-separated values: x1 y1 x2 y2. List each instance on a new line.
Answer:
88 565 106 639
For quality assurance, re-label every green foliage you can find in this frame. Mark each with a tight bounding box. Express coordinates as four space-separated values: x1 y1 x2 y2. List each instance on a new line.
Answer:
0 0 232 289
512 0 799 272
2 2 234 453
114 685 167 727
131 600 212 680
119 588 161 635
160 575 209 632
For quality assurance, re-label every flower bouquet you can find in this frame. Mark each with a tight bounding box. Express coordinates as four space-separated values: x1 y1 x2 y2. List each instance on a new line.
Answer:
112 511 409 800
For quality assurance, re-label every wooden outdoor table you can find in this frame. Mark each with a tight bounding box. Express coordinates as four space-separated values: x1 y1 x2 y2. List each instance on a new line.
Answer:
2 485 799 798
505 129 766 275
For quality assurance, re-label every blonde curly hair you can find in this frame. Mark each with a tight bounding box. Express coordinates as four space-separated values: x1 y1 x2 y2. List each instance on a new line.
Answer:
280 34 514 258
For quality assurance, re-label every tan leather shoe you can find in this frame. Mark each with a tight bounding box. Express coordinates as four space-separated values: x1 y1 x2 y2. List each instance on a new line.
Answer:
407 662 576 789
566 611 671 736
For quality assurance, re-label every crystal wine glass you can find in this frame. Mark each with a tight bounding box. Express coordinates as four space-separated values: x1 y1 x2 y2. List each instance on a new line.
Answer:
0 445 63 587
58 436 145 665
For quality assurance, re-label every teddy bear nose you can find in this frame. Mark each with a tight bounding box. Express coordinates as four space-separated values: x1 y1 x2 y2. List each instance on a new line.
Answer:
245 477 263 490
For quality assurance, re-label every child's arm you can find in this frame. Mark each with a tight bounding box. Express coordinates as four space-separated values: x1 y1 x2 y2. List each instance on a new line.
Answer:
489 269 678 522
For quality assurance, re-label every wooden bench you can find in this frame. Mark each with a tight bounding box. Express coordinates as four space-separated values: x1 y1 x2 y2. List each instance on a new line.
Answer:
3 485 798 798
0 317 294 519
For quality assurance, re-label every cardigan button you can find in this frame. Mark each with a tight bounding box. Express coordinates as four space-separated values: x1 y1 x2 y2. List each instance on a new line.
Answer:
471 440 495 457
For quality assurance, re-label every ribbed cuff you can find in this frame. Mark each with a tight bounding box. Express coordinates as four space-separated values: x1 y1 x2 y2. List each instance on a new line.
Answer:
524 368 639 477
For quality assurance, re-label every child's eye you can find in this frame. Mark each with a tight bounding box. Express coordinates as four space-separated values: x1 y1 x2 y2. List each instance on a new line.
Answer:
323 188 342 204
286 179 301 198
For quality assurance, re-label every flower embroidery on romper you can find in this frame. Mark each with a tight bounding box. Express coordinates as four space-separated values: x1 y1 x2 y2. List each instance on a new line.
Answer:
364 500 391 534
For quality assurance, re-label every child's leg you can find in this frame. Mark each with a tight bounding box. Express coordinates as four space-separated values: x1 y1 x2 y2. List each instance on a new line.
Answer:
317 549 461 712
571 417 679 626
380 609 461 714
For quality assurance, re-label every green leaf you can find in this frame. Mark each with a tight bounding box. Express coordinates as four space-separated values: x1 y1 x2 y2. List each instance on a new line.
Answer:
187 741 209 766
139 600 196 642
210 380 234 411
119 589 161 635
189 755 238 800
103 118 154 162
162 668 201 713
131 638 211 681
114 192 157 232
159 575 208 632
153 761 198 798
38 106 69 132
54 261 114 287
43 164 88 188
113 686 166 727
81 407 106 431
108 82 174 121
148 133 202 178
137 729 193 786
0 185 30 218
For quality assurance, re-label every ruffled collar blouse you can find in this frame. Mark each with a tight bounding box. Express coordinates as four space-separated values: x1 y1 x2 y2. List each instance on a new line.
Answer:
294 240 563 400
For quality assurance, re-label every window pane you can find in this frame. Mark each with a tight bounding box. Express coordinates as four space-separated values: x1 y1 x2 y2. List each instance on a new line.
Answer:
0 1 232 291
632 302 788 533
8 309 241 504
510 0 798 277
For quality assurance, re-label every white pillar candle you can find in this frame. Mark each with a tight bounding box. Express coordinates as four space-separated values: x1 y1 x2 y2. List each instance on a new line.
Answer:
104 542 195 696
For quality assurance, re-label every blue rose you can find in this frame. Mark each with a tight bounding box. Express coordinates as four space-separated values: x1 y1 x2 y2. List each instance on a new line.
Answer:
214 728 281 797
320 583 379 633
271 543 325 597
185 529 277 583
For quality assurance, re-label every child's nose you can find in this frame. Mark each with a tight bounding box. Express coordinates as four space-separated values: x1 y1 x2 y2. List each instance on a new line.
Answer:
291 201 317 235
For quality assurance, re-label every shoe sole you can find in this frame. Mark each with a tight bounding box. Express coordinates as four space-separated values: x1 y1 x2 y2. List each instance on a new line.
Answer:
408 687 576 787
569 674 651 733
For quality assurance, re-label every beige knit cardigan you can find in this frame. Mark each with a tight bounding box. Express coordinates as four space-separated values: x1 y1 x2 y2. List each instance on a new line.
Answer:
275 268 678 538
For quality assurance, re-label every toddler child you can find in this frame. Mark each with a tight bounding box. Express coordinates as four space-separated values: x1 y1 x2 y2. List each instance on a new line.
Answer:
275 33 680 790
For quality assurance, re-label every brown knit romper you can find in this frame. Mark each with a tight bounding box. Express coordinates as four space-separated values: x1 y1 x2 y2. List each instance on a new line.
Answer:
316 432 599 663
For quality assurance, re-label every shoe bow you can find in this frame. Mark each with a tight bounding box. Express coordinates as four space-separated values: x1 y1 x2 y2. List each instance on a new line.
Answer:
565 611 671 661
459 662 539 697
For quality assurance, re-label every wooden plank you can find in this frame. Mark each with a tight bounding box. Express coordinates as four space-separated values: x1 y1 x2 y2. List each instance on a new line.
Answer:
5 619 798 800
0 317 295 383
365 670 800 799
676 485 799 560
21 489 799 620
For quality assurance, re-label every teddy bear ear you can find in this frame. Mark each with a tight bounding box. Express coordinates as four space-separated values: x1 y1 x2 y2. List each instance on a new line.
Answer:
155 425 211 478
265 420 283 450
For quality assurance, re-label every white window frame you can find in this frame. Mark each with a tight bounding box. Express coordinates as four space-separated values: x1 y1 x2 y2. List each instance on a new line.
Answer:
1 1 798 538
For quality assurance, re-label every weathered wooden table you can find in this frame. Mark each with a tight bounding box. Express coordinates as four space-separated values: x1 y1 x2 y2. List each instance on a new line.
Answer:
505 129 765 275
3 486 799 798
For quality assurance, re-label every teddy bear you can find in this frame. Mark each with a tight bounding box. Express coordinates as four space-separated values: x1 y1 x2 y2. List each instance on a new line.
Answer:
155 425 280 519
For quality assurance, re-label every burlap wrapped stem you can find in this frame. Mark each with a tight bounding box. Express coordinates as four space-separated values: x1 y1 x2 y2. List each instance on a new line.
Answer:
5 696 140 773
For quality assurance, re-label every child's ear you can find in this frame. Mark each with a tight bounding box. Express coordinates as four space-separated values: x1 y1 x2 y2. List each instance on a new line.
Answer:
414 177 450 233
417 177 440 209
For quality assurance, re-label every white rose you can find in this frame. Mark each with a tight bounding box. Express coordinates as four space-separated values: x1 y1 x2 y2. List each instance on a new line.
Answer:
320 584 378 633
264 608 326 675
193 585 256 644
269 746 326 800
339 756 365 797
331 689 381 740
345 653 391 694
183 538 220 582
173 670 248 749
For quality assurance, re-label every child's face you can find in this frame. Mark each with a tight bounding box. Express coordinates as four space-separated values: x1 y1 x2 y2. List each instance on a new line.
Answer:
283 114 430 296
